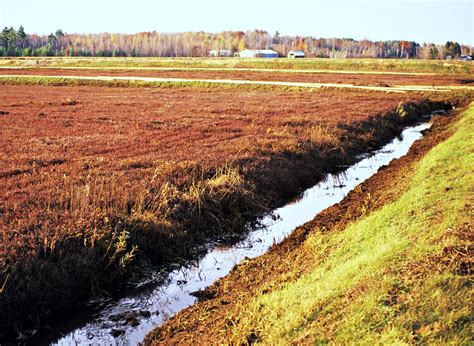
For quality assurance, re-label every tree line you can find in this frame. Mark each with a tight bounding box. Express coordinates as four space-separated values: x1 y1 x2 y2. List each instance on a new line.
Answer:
0 26 471 59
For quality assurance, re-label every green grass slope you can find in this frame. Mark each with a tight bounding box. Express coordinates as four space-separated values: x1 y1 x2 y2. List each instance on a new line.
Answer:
228 104 473 344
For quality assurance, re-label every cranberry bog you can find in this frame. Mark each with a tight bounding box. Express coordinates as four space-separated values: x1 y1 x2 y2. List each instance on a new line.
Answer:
1 67 474 86
0 60 472 342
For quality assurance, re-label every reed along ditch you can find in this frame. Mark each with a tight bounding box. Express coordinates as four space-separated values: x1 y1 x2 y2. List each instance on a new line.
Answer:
48 109 448 345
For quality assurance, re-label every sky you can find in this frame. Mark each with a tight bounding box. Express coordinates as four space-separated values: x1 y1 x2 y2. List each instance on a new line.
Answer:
1 0 473 44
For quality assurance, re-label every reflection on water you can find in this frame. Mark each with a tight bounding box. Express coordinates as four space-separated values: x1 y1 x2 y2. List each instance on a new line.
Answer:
54 122 431 345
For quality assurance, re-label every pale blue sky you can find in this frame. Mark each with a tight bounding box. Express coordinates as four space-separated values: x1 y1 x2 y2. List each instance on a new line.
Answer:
1 0 473 44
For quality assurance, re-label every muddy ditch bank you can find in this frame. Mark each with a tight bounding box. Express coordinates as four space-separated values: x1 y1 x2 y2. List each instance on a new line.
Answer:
0 100 456 342
145 107 461 345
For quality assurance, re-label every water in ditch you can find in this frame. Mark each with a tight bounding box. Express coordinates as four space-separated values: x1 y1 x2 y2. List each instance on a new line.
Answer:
53 121 432 345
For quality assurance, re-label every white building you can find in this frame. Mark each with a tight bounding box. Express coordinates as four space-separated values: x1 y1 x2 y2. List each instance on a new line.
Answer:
238 49 278 58
288 50 305 58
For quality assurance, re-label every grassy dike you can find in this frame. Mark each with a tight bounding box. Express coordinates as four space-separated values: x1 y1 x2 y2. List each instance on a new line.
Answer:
147 104 473 344
1 57 473 74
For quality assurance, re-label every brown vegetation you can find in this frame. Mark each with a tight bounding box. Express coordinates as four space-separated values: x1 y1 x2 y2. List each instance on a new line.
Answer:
2 67 473 86
0 83 462 339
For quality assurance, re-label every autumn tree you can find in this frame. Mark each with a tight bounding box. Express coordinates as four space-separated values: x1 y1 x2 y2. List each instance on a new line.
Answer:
445 41 462 58
1 25 471 59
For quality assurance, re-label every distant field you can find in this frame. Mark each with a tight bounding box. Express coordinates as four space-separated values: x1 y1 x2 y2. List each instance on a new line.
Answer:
0 56 473 74
2 67 473 87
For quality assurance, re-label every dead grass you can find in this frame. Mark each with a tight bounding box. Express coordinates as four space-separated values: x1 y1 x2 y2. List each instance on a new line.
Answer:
61 97 79 106
306 124 342 147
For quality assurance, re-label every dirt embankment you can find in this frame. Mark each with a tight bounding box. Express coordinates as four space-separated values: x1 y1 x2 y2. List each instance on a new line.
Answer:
1 67 473 86
0 84 465 340
145 108 462 344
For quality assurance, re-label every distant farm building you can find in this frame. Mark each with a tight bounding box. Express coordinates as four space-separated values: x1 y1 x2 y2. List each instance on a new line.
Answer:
460 55 472 62
288 50 305 58
209 49 233 57
238 49 278 58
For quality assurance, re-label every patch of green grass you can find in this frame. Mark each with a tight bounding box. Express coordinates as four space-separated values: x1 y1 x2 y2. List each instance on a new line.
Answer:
228 104 473 344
